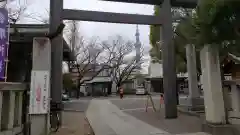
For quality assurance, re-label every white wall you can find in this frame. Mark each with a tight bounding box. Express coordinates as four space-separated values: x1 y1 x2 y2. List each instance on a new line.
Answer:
148 62 188 78
112 81 117 93
149 62 163 78
98 68 109 77
62 62 69 73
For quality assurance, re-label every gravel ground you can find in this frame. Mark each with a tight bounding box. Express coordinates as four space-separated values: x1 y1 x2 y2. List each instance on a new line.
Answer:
51 111 94 135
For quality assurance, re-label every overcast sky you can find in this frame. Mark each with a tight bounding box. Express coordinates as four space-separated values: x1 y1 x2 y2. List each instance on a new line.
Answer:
21 0 153 42
13 0 155 73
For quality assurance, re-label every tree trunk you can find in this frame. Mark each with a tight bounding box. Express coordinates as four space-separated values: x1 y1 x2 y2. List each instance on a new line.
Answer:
116 86 119 94
176 79 179 105
116 83 120 94
76 82 81 98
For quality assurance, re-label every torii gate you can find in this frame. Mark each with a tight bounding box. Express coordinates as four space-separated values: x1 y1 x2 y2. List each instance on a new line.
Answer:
49 0 198 119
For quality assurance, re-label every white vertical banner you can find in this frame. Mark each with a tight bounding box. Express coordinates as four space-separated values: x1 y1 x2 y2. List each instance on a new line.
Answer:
29 70 50 114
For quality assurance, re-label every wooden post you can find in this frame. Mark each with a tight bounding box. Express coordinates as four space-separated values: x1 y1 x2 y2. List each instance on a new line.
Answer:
4 24 10 82
145 94 156 112
145 95 149 112
149 95 157 112
0 91 3 130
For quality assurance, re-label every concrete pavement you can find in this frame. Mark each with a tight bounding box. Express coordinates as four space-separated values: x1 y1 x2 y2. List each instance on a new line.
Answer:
125 109 203 134
86 99 210 135
110 97 204 134
63 99 90 112
110 96 160 110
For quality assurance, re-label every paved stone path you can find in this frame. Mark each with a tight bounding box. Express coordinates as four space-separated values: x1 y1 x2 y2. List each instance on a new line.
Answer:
86 99 210 135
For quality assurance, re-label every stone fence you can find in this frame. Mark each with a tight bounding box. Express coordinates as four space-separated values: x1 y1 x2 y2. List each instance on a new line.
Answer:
223 80 240 124
0 82 27 135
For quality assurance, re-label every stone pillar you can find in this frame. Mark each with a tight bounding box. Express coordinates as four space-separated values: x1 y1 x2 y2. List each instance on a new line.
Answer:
200 45 226 124
30 38 51 135
186 44 201 109
230 83 240 116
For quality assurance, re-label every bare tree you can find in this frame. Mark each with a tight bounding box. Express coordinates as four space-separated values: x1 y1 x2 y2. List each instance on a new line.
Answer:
103 35 144 90
0 0 50 24
24 8 49 24
64 20 82 71
66 21 117 97
8 6 27 24
66 22 143 96
0 0 33 33
74 37 114 85
112 57 143 89
6 0 50 24
64 20 81 53
6 0 29 24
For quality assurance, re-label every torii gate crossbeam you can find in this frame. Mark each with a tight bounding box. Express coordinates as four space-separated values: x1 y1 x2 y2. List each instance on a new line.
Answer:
62 9 163 25
101 0 198 8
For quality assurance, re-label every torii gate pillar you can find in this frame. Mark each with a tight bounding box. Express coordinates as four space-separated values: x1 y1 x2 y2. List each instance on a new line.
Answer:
161 0 178 118
49 0 63 125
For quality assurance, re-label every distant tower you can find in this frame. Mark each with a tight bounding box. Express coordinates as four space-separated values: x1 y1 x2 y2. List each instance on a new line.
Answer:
135 25 141 69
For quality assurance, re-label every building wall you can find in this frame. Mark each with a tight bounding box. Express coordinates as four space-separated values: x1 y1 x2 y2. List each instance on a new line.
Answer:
98 68 110 77
122 81 134 90
231 65 240 80
68 64 113 96
148 61 188 93
111 81 117 93
149 62 163 78
148 62 188 78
